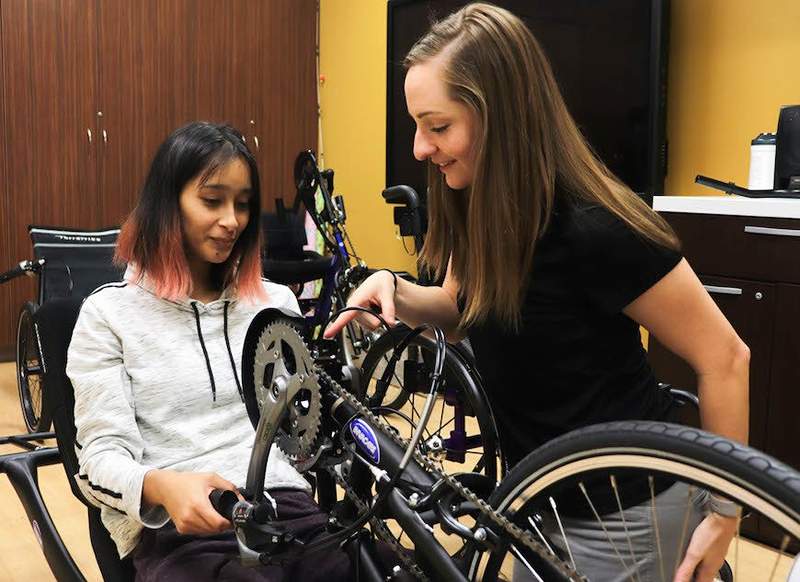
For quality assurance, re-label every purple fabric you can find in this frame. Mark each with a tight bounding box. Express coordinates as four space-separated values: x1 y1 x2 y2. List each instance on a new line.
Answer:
132 489 352 582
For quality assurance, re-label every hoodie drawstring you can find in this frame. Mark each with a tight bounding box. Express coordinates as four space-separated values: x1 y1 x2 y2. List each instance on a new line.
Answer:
191 300 244 403
223 301 244 401
191 302 217 402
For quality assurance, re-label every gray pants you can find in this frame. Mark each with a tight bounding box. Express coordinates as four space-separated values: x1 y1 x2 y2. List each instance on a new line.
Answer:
514 483 707 582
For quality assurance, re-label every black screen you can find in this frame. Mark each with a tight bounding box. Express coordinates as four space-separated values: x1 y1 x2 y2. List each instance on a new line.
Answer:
386 0 669 202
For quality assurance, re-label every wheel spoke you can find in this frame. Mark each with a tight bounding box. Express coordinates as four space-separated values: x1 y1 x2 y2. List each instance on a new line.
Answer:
548 496 577 572
649 476 666 582
510 544 545 582
734 514 741 582
610 475 642 582
578 482 634 578
767 535 790 582
672 485 696 579
527 515 556 556
429 415 455 438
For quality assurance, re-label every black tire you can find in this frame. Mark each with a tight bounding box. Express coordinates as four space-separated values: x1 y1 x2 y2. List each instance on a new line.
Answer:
467 421 800 581
16 302 51 433
359 327 410 410
360 325 503 482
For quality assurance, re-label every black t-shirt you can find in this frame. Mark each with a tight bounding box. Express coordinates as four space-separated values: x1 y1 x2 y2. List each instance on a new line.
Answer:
466 196 681 469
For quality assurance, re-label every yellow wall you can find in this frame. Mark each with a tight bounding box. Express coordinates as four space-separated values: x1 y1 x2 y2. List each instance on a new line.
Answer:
666 0 800 195
320 1 800 268
318 0 416 273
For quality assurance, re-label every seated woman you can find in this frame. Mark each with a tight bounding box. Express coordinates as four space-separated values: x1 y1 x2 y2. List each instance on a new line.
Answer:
67 122 351 581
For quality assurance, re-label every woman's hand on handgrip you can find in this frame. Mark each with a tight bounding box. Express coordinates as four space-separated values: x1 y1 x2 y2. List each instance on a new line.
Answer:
143 469 238 535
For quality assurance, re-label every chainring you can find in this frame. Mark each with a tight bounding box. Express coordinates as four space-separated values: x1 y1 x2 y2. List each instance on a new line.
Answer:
251 320 323 464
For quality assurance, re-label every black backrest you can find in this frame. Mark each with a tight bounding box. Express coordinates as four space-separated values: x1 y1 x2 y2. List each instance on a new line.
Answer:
28 226 124 302
262 200 308 261
37 297 135 582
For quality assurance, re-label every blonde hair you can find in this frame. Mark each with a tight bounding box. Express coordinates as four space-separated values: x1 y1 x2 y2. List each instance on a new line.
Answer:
405 2 679 330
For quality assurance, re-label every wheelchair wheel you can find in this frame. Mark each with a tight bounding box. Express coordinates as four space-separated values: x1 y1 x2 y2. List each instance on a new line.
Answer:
16 301 51 433
359 325 503 482
468 421 800 582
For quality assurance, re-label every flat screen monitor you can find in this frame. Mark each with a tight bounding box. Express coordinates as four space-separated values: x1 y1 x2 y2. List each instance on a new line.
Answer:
386 0 670 204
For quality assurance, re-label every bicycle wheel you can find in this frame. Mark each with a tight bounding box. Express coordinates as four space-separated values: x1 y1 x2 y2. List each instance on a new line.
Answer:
16 301 51 433
468 421 800 582
360 325 503 482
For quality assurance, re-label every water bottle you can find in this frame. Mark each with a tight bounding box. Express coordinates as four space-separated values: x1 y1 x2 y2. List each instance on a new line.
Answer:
748 133 776 190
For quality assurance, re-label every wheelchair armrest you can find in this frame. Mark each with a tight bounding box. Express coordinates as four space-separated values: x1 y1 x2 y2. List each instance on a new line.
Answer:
658 382 700 410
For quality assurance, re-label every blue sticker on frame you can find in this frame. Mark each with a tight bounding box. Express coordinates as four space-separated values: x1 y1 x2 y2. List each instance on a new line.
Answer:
349 418 381 464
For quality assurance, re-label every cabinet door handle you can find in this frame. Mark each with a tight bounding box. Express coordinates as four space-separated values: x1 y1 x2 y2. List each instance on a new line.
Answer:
87 129 92 143
102 129 108 144
744 225 800 237
703 285 742 296
254 135 260 151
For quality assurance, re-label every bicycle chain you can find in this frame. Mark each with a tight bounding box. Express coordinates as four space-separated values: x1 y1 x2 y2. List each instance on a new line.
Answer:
317 369 584 582
327 466 430 581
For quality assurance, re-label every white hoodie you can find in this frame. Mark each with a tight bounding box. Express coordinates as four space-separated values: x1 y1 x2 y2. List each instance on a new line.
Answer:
67 270 310 558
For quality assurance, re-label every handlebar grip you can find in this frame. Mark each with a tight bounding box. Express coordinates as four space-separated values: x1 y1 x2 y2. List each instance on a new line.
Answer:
209 489 239 521
0 262 27 285
382 185 421 209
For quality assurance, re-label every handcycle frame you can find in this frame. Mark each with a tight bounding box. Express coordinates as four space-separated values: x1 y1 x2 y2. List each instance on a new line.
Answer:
216 309 565 582
220 308 786 582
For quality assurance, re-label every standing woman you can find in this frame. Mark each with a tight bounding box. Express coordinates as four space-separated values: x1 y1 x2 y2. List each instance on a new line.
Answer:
326 4 749 582
68 122 351 581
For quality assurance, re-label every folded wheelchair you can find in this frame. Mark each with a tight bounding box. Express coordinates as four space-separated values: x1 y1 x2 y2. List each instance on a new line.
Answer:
0 226 123 433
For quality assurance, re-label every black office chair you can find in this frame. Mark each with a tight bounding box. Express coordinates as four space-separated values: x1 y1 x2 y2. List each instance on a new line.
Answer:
39 296 135 582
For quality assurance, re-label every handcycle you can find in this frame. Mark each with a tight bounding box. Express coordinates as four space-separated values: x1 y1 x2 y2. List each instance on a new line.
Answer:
263 152 505 484
210 306 800 581
0 298 798 581
0 225 122 433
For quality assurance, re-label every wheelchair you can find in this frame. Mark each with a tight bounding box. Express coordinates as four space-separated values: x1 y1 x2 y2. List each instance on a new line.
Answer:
0 226 123 433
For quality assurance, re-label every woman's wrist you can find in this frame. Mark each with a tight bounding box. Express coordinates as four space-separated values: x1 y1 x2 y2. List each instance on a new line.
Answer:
376 269 398 295
142 469 166 507
707 493 741 518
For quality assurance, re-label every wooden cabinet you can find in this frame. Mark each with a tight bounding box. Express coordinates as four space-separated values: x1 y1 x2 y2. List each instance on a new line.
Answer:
0 0 318 353
250 0 318 202
95 0 197 220
1 0 101 352
648 202 800 547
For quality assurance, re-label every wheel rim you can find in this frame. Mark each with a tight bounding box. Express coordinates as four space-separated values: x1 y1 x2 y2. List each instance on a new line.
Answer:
17 309 44 431
359 336 501 563
470 450 800 581
363 342 498 481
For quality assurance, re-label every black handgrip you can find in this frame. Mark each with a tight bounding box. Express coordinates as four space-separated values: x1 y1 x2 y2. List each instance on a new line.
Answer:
209 488 239 521
382 185 420 209
0 262 27 285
